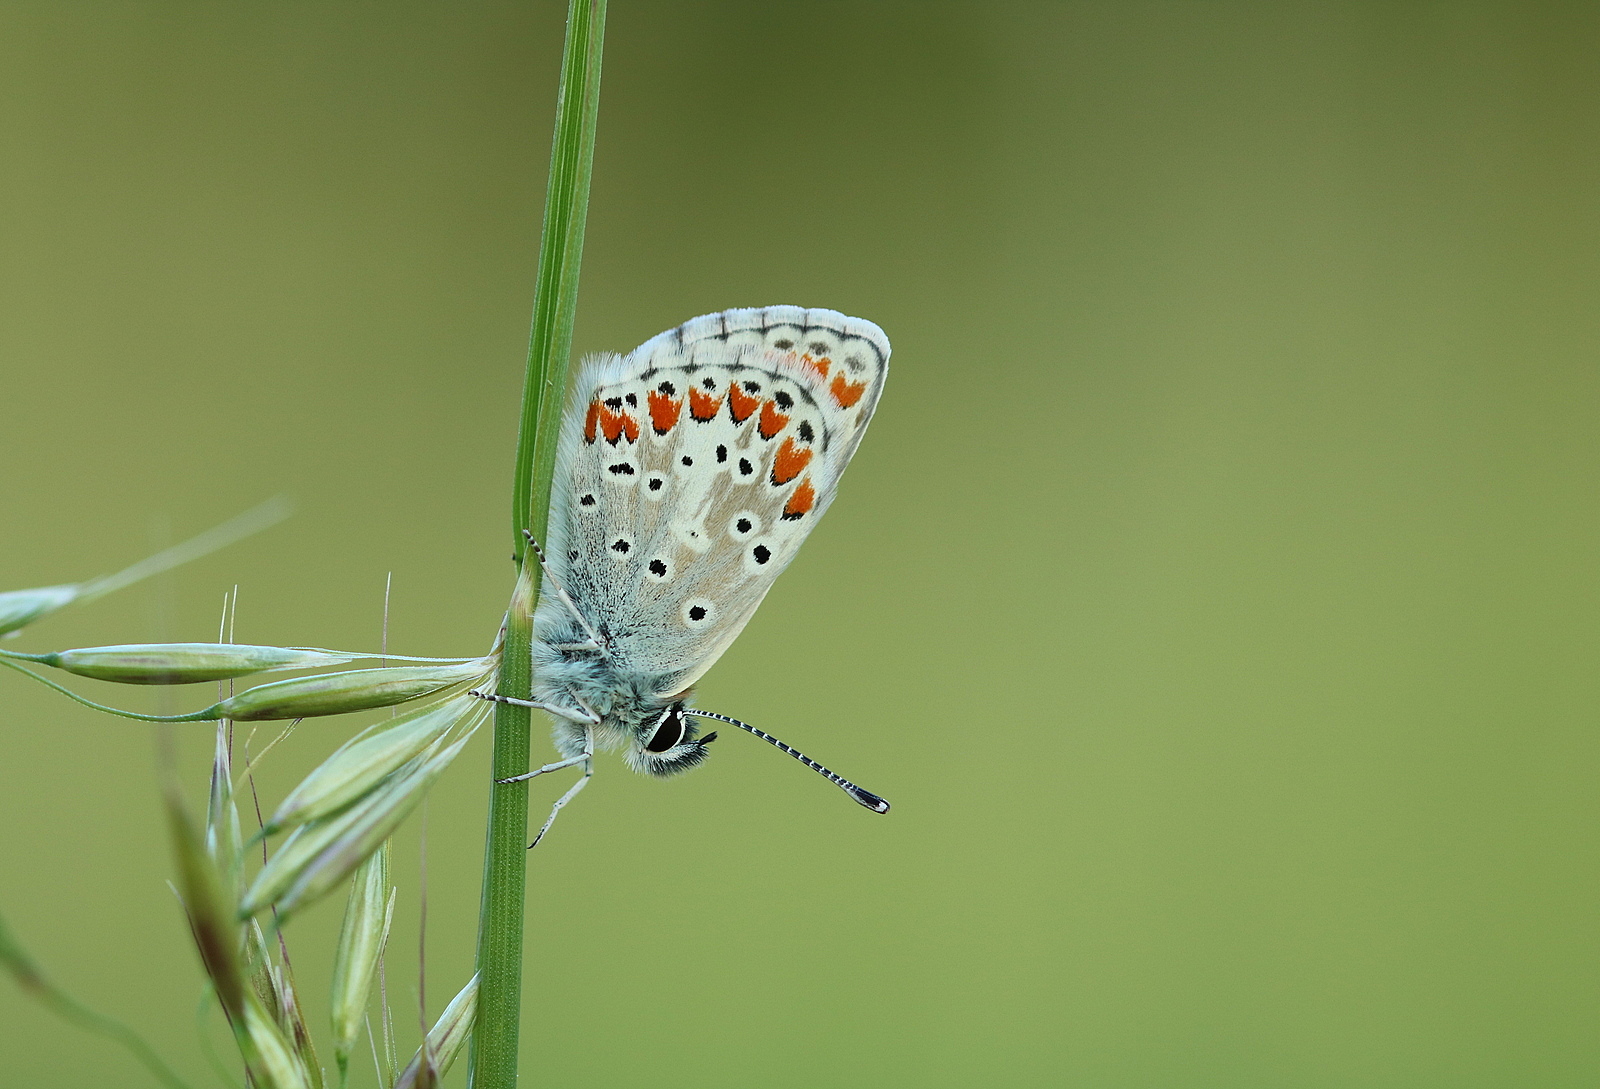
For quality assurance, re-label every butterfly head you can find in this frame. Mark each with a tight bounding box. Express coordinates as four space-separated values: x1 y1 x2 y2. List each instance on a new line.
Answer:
625 699 718 778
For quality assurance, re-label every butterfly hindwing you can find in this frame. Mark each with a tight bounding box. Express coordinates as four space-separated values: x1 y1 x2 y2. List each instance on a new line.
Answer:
542 307 890 697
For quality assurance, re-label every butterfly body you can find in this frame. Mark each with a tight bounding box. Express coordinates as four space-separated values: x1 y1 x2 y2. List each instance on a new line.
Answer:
528 306 890 783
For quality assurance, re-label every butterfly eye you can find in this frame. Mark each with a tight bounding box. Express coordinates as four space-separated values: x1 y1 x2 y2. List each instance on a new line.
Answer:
645 711 684 753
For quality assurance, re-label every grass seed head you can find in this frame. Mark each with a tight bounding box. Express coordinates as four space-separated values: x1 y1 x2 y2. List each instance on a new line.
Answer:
243 994 314 1089
329 842 395 1064
244 920 323 1088
242 723 481 919
206 724 244 890
393 974 479 1089
209 661 492 721
0 585 80 637
266 696 477 834
36 643 357 684
246 920 286 1018
164 777 247 1024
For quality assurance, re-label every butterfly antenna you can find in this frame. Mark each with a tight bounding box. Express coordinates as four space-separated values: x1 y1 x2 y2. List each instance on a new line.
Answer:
682 710 890 814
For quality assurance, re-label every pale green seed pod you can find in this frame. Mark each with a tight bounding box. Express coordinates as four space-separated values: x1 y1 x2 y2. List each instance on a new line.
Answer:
30 643 356 684
164 778 247 1025
243 994 313 1089
0 585 79 637
0 498 290 638
267 696 474 834
207 661 491 721
245 919 283 1018
206 723 244 892
242 919 322 1085
330 842 395 1070
242 721 481 918
393 974 479 1089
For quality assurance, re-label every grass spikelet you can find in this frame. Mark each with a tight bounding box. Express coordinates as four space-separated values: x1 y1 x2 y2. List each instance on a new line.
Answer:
165 775 248 1026
330 842 395 1084
0 585 80 637
9 643 358 684
206 661 493 722
247 921 323 1088
0 497 289 637
266 696 479 835
394 974 478 1089
242 719 483 919
164 767 295 1085
244 993 314 1089
206 723 244 892
246 919 287 1026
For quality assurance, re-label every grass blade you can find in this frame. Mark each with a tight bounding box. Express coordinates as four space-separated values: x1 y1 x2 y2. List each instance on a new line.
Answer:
472 2 606 1087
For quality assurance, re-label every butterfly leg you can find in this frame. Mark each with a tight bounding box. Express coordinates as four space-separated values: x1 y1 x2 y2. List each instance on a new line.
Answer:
494 752 588 785
468 689 601 725
522 531 609 652
528 724 594 850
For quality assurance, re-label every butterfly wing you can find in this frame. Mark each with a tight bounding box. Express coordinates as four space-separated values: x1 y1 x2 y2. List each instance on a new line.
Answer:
541 307 890 697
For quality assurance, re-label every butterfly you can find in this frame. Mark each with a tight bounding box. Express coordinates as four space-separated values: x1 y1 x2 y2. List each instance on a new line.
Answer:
479 306 891 843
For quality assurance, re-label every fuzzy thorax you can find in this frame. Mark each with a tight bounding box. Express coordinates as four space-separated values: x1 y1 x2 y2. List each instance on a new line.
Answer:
530 618 714 777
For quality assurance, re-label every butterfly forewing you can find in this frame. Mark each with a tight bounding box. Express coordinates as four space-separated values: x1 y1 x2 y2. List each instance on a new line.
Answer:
542 307 890 696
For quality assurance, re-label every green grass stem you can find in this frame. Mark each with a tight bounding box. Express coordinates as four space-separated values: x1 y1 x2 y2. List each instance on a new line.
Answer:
470 2 606 1087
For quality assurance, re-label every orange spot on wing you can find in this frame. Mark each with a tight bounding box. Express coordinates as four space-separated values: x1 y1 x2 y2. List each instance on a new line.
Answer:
648 391 682 434
689 387 723 421
799 353 832 380
584 400 600 443
782 477 816 520
728 383 760 423
758 400 790 440
598 406 639 444
830 373 867 409
770 437 814 484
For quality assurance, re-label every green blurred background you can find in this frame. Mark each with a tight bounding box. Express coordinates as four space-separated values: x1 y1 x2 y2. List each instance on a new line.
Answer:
2 3 1597 1086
